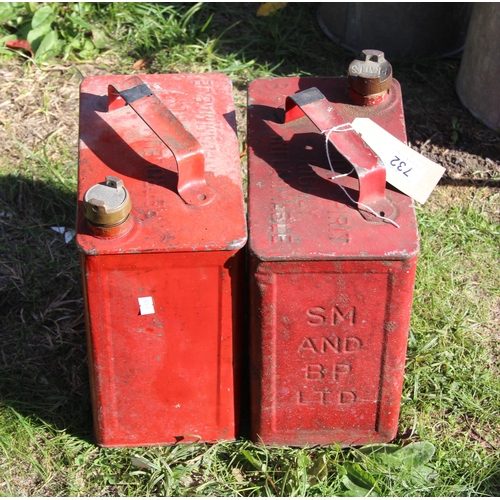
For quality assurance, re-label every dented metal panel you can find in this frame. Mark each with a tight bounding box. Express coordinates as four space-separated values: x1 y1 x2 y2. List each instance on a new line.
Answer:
248 76 419 447
77 74 246 447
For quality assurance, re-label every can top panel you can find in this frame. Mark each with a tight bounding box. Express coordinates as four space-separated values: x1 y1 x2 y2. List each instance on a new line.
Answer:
247 77 419 261
77 74 247 255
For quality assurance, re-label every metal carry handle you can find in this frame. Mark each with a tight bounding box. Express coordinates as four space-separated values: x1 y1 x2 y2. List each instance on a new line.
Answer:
108 76 216 206
284 87 395 220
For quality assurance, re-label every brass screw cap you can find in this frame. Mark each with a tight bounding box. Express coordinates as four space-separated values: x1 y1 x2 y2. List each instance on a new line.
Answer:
348 49 393 104
83 176 132 227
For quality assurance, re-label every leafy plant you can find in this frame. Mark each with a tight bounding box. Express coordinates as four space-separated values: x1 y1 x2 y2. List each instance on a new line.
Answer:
450 116 462 143
338 442 436 496
0 2 108 62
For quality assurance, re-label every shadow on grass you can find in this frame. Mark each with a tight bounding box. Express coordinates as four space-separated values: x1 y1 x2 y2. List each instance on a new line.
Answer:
0 173 94 443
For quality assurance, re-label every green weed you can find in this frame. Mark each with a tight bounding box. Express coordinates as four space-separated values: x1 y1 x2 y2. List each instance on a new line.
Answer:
0 2 109 62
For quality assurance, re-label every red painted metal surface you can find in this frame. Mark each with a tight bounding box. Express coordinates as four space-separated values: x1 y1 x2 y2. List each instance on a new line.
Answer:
77 74 247 447
107 76 216 206
248 76 419 447
284 87 393 220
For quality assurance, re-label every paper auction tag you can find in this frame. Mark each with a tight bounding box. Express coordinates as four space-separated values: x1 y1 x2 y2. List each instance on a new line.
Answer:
351 118 445 204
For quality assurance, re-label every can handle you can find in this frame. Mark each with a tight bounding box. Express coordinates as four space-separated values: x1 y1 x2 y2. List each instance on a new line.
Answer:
107 76 216 206
284 87 395 220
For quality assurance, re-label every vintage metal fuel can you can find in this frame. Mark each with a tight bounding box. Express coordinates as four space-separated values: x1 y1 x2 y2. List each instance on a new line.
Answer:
77 74 247 447
248 51 419 446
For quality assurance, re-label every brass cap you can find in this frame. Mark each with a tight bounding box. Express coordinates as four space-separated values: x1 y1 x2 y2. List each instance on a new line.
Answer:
348 49 393 97
83 176 132 227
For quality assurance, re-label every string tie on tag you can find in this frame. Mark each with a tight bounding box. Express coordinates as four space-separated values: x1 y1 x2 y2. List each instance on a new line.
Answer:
320 125 355 179
322 126 400 228
321 124 354 134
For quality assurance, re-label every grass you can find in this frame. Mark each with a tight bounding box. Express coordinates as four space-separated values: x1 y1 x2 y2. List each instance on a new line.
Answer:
0 2 499 496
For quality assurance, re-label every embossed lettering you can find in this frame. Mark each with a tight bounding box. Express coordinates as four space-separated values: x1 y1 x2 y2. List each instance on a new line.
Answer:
305 363 325 380
270 203 292 243
195 95 213 103
328 229 350 244
298 389 357 405
321 337 340 352
272 223 288 234
146 166 167 183
350 65 389 77
298 175 319 186
306 305 356 326
298 389 331 405
328 210 350 244
300 362 356 381
334 363 351 379
298 337 317 353
334 305 355 325
271 211 290 223
340 391 357 403
189 79 220 156
193 78 211 87
272 234 292 243
346 337 362 352
270 138 288 170
329 216 349 226
298 336 362 354
307 307 326 325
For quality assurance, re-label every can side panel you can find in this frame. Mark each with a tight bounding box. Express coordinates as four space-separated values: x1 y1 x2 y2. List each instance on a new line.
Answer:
79 253 102 439
250 258 417 447
225 247 245 434
82 250 242 447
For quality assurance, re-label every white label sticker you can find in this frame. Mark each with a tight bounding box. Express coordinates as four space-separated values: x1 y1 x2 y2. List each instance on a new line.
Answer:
351 117 446 204
138 296 155 315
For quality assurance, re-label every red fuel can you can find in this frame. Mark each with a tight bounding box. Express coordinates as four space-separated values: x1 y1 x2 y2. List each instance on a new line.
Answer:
247 75 419 447
77 74 247 447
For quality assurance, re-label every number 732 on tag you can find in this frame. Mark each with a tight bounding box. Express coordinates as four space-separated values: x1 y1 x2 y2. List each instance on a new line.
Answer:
390 155 413 177
351 118 445 204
